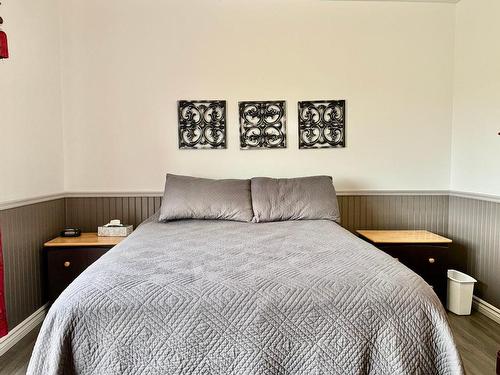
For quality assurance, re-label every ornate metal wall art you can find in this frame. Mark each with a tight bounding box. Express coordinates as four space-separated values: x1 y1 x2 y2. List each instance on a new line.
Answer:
298 100 345 149
178 100 226 149
239 101 287 150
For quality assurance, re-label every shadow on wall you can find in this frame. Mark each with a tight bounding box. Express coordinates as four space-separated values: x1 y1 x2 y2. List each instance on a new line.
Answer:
448 242 468 274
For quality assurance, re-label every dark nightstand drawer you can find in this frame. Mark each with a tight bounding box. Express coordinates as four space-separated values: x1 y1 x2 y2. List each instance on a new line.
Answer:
378 244 449 302
380 244 448 271
44 232 124 302
46 246 110 301
356 231 452 305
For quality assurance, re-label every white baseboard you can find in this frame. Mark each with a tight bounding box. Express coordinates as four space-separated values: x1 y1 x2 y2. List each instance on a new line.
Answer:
0 303 48 356
472 296 500 324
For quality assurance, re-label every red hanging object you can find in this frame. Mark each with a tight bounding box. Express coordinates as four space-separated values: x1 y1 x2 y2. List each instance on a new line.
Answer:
0 30 8 59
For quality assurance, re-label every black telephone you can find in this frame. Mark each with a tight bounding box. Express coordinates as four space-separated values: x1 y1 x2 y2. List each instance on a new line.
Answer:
60 228 81 237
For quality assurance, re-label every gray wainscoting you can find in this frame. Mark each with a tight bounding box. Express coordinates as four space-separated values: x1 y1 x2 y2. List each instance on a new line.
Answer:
0 199 65 328
1 193 498 333
448 195 500 308
65 197 162 232
64 195 450 235
338 195 449 235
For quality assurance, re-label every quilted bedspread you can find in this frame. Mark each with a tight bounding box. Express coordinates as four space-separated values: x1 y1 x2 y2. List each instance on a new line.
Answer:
28 216 463 374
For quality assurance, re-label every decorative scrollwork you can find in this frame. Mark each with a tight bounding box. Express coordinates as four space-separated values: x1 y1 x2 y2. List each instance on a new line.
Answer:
239 101 287 150
178 100 226 149
298 100 345 149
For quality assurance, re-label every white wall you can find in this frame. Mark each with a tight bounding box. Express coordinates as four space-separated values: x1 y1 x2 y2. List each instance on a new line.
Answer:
3 1 499 200
60 0 455 193
450 0 500 196
0 0 64 203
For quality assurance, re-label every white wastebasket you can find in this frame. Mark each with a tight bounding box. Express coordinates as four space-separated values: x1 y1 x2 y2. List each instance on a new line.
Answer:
446 270 477 315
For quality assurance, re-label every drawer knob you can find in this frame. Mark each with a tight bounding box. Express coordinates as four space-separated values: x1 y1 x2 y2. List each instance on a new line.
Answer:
428 258 435 264
63 261 71 268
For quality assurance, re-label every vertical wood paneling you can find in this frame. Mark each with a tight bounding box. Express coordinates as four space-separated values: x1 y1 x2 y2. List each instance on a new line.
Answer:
66 195 448 234
0 199 65 328
3 193 499 332
337 195 449 235
448 196 500 308
65 197 164 231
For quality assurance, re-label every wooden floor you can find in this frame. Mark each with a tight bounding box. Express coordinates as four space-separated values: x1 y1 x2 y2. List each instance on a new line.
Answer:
448 312 500 375
0 323 41 375
0 312 499 374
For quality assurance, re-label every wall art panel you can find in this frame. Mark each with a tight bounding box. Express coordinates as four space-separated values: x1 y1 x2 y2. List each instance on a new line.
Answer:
239 101 286 150
178 100 226 149
298 100 345 149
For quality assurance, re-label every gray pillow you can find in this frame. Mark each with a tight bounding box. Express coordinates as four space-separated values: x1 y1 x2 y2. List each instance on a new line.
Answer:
159 174 253 222
251 176 341 223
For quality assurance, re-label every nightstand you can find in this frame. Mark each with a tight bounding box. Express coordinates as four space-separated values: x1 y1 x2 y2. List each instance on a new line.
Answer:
44 233 124 302
356 230 452 304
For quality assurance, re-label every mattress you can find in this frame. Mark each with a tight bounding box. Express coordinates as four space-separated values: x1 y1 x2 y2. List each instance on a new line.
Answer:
28 215 463 374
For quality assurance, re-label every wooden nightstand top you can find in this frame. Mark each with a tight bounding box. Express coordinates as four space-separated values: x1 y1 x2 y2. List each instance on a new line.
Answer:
356 230 452 244
44 232 125 247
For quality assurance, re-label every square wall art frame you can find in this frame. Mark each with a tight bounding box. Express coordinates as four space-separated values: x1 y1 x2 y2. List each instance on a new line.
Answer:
178 100 227 149
239 101 287 150
298 100 345 149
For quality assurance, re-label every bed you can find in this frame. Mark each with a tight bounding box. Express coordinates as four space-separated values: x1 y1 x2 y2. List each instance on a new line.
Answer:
28 214 463 374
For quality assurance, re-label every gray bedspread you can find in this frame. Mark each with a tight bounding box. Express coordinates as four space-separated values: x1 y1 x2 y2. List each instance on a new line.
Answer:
28 216 463 374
